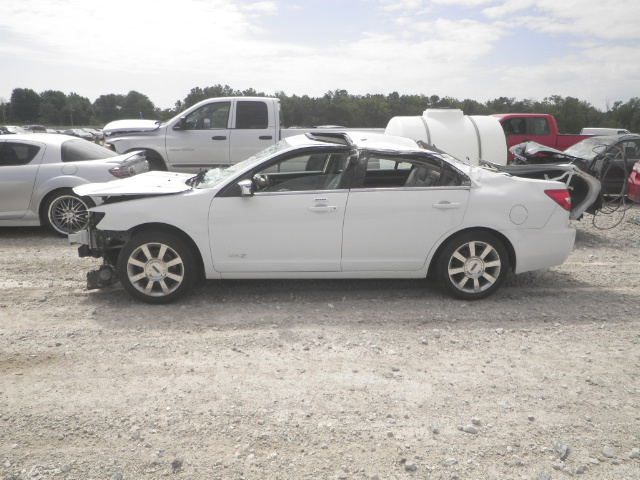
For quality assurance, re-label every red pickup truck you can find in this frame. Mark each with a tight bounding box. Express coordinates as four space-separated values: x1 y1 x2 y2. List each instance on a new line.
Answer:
492 114 591 160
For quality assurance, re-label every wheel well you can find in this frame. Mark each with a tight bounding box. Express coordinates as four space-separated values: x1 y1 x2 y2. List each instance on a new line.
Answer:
129 223 205 276
128 149 167 171
427 227 516 277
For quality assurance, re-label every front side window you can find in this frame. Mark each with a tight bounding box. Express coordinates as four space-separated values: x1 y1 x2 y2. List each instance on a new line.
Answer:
183 102 231 130
61 139 118 162
0 142 41 166
502 118 526 137
251 151 349 192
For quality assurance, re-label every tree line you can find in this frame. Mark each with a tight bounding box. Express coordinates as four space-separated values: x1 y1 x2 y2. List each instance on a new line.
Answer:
2 85 639 134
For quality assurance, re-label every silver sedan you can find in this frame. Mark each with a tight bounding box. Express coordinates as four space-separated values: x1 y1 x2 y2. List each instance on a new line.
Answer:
0 133 148 235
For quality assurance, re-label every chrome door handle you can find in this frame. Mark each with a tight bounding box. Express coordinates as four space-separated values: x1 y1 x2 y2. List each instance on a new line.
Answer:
309 206 337 212
433 202 461 209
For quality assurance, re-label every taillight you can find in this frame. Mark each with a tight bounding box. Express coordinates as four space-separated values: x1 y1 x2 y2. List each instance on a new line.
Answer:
108 165 136 178
545 189 571 211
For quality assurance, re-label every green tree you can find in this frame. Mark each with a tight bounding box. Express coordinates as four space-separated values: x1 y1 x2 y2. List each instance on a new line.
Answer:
10 88 41 123
609 98 640 132
94 94 126 124
39 90 68 126
65 93 94 127
120 91 155 119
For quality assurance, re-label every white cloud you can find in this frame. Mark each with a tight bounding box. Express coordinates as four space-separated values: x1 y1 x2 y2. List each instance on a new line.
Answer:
0 0 636 110
482 0 640 40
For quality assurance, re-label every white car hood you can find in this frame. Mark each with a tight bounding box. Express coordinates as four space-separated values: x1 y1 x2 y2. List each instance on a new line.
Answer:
103 119 161 135
74 172 193 196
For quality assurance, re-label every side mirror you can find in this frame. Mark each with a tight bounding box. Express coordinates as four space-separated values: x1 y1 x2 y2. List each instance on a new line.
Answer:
238 179 253 196
173 117 188 130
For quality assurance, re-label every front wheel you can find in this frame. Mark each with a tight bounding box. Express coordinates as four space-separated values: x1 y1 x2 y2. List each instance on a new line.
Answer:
43 189 95 236
117 232 198 304
436 232 509 300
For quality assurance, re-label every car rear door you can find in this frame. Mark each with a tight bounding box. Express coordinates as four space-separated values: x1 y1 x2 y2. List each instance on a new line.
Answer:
0 140 44 220
228 100 277 164
340 153 470 271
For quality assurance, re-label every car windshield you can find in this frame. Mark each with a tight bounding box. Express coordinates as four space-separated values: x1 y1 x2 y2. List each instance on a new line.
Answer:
61 139 119 162
564 137 619 160
194 139 294 188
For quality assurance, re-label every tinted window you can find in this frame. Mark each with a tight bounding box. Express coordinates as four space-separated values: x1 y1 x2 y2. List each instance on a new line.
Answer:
0 142 41 166
236 101 268 129
61 139 118 162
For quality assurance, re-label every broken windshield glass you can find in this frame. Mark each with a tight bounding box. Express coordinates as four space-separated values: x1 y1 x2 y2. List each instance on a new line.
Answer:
194 139 294 189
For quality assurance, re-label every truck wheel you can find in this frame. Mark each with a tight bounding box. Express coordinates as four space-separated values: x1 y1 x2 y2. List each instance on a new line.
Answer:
436 232 509 300
42 189 95 236
117 232 197 304
144 151 167 171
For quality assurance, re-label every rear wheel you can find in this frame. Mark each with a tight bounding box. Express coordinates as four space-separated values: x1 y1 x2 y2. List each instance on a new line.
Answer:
117 232 197 304
436 232 509 300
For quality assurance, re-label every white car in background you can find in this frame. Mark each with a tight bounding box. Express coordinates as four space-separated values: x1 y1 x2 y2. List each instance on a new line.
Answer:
0 134 148 235
70 132 599 304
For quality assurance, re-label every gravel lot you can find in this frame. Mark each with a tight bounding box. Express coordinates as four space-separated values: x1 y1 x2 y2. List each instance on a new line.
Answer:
1 207 639 480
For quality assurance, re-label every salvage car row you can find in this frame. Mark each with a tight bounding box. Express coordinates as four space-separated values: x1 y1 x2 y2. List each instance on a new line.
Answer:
1 129 639 304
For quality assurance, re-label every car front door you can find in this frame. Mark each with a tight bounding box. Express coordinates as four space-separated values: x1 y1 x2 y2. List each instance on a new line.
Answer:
605 139 640 194
209 150 351 272
340 153 470 271
165 100 232 171
0 141 43 220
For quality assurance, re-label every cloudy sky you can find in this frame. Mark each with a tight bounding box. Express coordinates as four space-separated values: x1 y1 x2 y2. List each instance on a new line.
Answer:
0 0 638 111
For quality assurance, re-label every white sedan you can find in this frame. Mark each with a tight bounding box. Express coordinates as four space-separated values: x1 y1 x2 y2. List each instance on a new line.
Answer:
70 132 599 303
0 133 148 235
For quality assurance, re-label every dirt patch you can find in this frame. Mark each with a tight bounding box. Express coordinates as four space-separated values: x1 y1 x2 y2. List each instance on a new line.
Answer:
1 209 639 479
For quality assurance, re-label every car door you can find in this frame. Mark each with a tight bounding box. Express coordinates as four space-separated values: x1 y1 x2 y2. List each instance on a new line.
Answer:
165 100 232 170
0 140 44 220
340 153 470 271
228 100 277 164
604 139 640 194
209 150 351 273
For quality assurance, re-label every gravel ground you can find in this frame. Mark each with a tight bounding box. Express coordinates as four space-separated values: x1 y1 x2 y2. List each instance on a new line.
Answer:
1 206 639 480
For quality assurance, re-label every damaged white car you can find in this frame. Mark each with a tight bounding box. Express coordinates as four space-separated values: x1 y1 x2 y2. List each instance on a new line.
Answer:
69 132 600 304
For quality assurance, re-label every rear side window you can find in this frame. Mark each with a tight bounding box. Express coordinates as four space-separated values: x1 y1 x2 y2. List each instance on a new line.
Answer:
529 117 550 135
61 139 118 162
236 101 268 129
0 142 41 166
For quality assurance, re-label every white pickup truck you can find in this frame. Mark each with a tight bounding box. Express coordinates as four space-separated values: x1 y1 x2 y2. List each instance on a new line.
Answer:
104 97 284 171
104 96 510 171
105 97 386 172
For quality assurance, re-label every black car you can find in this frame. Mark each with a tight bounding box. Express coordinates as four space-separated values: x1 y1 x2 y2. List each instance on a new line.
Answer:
511 134 640 196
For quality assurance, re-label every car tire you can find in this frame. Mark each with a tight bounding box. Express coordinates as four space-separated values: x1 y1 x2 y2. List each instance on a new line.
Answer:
117 232 198 304
436 231 509 300
42 189 95 236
